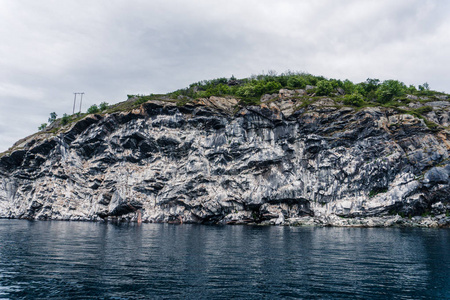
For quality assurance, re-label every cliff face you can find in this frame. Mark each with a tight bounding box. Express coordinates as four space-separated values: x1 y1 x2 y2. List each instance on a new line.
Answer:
1 93 450 226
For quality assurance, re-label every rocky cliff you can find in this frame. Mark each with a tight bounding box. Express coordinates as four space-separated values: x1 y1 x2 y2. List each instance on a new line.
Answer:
1 91 450 227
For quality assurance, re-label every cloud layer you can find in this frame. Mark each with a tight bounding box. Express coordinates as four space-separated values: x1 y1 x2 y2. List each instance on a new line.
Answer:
1 0 449 151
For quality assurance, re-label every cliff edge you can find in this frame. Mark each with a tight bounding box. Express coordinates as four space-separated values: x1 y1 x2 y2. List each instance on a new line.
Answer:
1 82 450 227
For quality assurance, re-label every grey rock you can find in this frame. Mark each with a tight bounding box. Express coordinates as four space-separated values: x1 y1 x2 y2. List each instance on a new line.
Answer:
0 97 449 227
424 167 450 185
336 87 345 95
408 102 423 109
426 101 450 109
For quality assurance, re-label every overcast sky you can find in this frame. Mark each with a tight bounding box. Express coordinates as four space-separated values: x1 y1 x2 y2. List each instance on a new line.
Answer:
1 0 449 152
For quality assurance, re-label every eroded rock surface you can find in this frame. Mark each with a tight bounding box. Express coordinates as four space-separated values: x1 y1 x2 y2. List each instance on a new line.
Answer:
1 95 450 227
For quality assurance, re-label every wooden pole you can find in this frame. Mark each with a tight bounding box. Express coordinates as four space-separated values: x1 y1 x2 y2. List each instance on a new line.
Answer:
79 92 84 113
73 93 77 114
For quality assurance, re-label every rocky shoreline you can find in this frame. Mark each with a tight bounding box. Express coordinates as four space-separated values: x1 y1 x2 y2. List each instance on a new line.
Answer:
2 214 449 228
284 214 450 228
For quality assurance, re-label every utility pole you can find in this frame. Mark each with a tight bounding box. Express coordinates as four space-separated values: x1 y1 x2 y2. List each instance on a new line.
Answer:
79 92 84 113
73 93 77 114
72 92 85 114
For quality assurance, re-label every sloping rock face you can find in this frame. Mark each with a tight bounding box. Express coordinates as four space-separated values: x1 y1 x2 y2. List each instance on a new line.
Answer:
1 96 450 226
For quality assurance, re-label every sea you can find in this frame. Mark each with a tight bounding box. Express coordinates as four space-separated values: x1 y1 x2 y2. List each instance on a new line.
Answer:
0 220 449 299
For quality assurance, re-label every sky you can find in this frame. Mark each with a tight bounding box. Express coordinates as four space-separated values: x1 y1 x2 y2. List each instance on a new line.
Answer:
1 0 450 152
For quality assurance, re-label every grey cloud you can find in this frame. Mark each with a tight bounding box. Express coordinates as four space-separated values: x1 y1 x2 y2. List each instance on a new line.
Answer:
1 0 450 151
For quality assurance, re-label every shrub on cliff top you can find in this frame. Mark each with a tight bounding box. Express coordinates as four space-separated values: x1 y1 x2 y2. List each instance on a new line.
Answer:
376 80 406 104
316 80 334 96
61 113 70 126
38 123 47 131
48 112 57 124
235 80 282 99
287 76 307 89
343 93 365 107
87 104 99 114
99 102 109 111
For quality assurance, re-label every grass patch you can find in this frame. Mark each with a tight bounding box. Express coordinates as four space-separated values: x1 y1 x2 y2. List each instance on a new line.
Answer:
176 97 193 107
412 106 433 115
238 96 261 106
294 99 313 111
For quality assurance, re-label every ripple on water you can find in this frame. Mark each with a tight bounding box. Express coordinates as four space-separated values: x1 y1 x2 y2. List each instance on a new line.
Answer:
0 221 449 299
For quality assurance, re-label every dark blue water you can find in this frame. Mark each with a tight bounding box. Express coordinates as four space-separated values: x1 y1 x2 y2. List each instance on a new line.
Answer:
0 220 449 299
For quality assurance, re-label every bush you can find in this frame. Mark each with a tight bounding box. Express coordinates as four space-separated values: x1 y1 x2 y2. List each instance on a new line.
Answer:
419 82 430 91
342 79 355 94
407 85 417 94
329 79 343 89
99 102 109 111
376 80 406 104
236 84 257 98
287 76 306 89
365 78 380 92
61 113 70 126
264 81 282 93
356 78 380 97
48 112 57 123
87 104 99 114
316 80 334 96
38 123 47 131
354 84 366 95
304 74 324 86
215 83 231 95
343 93 365 107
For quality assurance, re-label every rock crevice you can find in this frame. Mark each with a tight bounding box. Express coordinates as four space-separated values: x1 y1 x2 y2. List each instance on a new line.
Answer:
1 96 450 226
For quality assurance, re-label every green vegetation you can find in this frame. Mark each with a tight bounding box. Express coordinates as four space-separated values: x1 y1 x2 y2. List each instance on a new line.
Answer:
315 80 334 96
87 102 109 114
170 71 327 104
99 102 109 111
419 82 429 91
35 72 449 138
87 104 99 114
135 97 150 105
36 102 110 135
169 73 445 111
286 75 307 89
376 80 407 103
48 112 57 124
38 123 47 131
343 93 365 107
412 106 433 115
61 113 70 126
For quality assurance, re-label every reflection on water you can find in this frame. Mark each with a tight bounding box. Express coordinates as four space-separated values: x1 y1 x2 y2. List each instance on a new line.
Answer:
0 220 448 299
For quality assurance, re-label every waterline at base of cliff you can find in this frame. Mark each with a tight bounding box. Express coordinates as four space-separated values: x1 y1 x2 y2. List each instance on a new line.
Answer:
2 214 449 228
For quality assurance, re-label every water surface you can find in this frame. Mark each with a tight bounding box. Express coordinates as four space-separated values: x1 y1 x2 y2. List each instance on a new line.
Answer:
0 220 449 299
